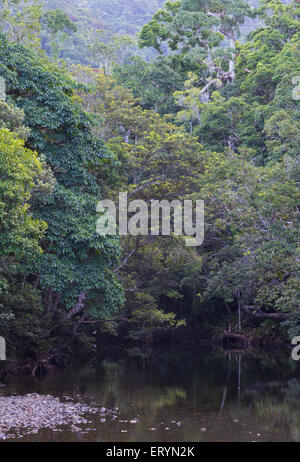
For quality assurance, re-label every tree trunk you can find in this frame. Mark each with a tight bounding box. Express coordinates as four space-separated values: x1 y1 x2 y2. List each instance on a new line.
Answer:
237 292 242 332
47 290 53 314
228 38 236 83
124 129 131 144
66 292 87 321
225 303 232 333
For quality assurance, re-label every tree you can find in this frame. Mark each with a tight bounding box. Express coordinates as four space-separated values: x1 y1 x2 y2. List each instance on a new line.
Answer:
73 68 206 339
0 128 47 285
0 100 30 141
194 149 300 336
114 46 213 116
235 0 300 161
0 0 43 51
0 128 48 332
172 0 300 163
42 8 77 57
139 0 255 89
0 35 124 323
89 30 138 74
174 72 222 132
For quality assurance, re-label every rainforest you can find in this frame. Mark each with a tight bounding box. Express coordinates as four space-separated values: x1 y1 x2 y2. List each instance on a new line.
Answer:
0 0 298 379
0 0 300 445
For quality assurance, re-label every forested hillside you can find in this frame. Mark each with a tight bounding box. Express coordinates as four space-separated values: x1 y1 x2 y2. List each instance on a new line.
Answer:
44 0 166 35
42 0 167 64
0 0 299 374
0 0 266 65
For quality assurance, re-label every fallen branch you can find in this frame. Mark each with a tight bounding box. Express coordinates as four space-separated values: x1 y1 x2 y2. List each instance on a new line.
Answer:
64 318 129 326
243 306 286 320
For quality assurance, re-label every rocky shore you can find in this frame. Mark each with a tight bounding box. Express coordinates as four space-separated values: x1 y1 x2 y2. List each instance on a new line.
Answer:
0 393 117 440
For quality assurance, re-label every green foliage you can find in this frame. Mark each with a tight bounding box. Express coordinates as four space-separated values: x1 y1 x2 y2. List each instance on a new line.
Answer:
39 0 166 63
88 31 138 74
114 0 300 341
170 0 300 164
114 53 204 115
0 128 48 332
42 8 77 57
43 8 77 35
139 0 254 85
72 69 206 337
0 0 43 52
0 0 299 366
193 149 299 335
0 35 124 321
0 100 31 140
0 128 46 264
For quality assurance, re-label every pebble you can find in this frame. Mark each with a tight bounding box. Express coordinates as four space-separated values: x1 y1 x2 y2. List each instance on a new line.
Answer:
0 393 117 440
71 425 81 433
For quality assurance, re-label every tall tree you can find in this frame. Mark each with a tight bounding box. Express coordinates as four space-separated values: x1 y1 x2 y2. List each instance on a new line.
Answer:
42 8 77 57
0 36 124 323
139 0 255 92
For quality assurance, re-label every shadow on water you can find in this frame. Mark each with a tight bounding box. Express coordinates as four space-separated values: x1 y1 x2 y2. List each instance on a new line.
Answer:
2 346 300 442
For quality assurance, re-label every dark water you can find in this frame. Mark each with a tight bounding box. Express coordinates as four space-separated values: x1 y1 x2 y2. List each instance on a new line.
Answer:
2 347 300 442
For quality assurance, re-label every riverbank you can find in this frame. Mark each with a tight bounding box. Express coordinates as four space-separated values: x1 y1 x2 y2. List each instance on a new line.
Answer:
0 330 291 380
0 393 119 440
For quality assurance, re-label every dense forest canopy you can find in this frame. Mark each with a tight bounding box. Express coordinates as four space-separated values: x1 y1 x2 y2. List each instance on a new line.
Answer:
0 0 299 373
43 0 167 35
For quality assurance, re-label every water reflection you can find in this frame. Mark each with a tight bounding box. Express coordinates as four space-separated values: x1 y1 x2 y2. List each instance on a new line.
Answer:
2 347 300 442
